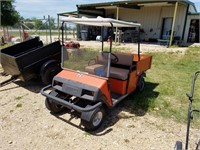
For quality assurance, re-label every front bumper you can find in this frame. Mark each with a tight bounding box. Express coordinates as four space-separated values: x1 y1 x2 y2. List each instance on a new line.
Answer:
40 85 102 112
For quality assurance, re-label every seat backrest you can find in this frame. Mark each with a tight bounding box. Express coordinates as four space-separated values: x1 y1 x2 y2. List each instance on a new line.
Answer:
113 52 133 67
96 52 133 70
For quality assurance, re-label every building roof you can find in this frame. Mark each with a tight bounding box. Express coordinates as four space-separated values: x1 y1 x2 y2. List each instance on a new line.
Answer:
77 0 197 12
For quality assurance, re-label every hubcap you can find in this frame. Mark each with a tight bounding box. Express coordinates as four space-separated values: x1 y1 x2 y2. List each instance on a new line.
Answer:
92 111 103 127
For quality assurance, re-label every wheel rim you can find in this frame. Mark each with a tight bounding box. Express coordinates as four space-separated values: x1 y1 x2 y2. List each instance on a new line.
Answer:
92 111 103 127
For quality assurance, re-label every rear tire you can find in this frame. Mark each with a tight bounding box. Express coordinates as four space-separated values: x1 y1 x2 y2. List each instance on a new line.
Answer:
45 90 65 114
137 77 145 92
81 106 105 131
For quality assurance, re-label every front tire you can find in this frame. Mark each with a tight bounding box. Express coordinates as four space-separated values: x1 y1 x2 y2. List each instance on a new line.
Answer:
81 107 105 131
45 90 66 114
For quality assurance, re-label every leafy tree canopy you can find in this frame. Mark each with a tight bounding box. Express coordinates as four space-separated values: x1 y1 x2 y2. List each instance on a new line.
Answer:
1 0 20 27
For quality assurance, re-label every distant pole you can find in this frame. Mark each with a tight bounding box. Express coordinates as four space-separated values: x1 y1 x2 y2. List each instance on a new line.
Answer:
65 24 67 40
169 1 178 47
48 15 52 43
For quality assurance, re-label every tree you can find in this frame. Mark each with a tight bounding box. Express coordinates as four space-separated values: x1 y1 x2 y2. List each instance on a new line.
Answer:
25 23 34 29
48 17 55 29
1 0 20 41
34 20 44 29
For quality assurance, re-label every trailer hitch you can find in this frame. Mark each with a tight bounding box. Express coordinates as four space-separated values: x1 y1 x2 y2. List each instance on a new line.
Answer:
0 75 18 87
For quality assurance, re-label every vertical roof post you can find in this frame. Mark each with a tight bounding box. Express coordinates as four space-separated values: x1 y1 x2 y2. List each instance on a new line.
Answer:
169 1 178 47
115 6 119 44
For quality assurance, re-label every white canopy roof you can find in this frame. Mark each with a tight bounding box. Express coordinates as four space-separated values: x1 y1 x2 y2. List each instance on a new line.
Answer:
61 16 141 27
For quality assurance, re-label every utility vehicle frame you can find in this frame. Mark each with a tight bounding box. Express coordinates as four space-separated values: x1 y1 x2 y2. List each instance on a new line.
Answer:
41 16 152 131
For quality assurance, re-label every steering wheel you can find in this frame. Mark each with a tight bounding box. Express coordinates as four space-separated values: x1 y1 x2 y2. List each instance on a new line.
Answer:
102 51 119 63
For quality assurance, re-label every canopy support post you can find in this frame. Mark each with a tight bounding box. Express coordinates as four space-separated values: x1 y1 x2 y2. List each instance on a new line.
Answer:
169 1 178 47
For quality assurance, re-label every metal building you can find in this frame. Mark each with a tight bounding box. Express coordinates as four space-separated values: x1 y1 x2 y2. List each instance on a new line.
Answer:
58 0 200 45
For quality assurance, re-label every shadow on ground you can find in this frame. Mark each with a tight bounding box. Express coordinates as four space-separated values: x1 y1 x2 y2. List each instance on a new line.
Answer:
52 81 159 135
0 78 45 93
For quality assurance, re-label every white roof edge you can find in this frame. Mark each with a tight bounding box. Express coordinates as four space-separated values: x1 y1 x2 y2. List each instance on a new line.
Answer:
61 16 141 27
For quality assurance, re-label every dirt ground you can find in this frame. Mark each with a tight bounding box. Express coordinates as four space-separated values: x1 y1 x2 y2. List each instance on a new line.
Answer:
0 43 199 150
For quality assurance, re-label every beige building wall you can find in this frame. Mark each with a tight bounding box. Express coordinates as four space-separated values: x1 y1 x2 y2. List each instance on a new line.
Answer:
105 3 187 40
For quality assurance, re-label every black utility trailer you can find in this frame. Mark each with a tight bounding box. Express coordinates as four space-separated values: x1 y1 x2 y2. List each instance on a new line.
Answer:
1 37 62 86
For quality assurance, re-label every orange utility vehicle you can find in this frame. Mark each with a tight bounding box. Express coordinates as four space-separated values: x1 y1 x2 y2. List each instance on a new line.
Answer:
41 17 152 131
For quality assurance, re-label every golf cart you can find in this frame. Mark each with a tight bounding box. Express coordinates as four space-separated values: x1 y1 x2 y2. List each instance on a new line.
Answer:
41 17 152 131
175 71 200 150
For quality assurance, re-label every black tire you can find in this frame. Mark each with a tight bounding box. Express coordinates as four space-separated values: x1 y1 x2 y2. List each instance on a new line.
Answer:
45 90 66 114
81 107 105 131
174 141 182 150
41 63 61 85
137 77 145 92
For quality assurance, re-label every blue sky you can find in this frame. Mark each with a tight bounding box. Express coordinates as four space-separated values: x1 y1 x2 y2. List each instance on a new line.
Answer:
15 0 200 19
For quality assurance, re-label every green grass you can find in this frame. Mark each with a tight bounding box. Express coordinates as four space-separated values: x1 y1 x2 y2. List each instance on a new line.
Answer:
122 47 200 127
16 103 22 108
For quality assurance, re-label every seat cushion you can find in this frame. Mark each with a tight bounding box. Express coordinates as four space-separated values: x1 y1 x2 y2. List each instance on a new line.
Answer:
85 64 105 75
109 67 129 80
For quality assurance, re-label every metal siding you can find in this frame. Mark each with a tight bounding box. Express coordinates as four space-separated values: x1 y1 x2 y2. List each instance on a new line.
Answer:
105 4 187 40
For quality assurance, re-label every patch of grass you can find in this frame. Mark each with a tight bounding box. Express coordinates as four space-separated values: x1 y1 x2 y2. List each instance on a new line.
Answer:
14 94 28 100
16 103 22 108
122 47 200 126
83 132 91 136
0 43 12 49
10 110 14 113
127 124 135 128
124 139 130 143
15 96 23 100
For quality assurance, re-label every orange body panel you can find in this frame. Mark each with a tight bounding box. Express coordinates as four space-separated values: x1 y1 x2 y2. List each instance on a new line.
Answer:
133 54 152 75
127 71 138 94
110 78 127 95
56 70 112 106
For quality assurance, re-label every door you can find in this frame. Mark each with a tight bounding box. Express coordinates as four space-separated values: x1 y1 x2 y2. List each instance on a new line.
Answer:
187 19 199 43
161 18 173 39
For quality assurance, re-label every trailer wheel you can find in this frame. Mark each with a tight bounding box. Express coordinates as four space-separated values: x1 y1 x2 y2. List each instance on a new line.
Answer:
81 106 105 131
137 77 145 92
41 62 61 85
45 90 65 114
